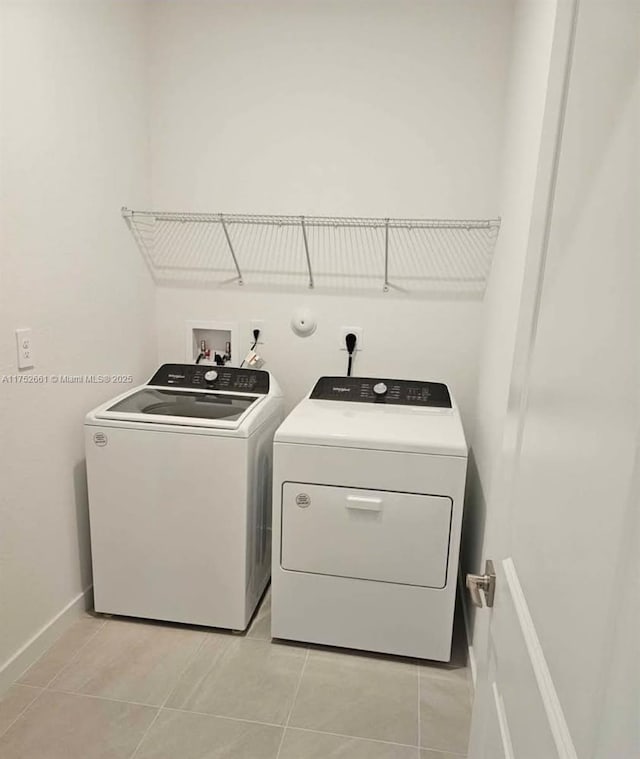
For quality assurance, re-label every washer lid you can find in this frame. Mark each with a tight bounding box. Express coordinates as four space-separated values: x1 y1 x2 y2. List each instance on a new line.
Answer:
95 387 263 429
275 396 467 457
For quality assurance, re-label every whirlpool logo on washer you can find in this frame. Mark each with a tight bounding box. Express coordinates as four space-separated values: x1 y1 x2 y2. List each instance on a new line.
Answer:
295 493 311 508
93 432 108 447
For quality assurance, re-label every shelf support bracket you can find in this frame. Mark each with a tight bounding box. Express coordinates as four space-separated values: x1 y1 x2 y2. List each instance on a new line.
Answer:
383 218 390 292
300 216 314 289
121 207 156 280
219 214 244 285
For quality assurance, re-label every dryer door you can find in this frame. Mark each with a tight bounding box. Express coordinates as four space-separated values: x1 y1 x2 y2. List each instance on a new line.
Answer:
281 483 452 588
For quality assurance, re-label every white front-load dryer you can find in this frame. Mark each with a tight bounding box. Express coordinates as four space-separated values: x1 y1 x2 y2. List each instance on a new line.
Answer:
271 376 467 661
85 364 283 630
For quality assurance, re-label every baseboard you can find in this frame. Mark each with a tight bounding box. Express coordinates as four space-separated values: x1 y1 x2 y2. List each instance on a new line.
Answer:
458 569 477 688
467 640 478 688
0 586 93 696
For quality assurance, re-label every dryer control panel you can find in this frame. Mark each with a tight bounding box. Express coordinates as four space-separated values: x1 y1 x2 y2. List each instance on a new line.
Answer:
310 376 452 407
149 364 270 394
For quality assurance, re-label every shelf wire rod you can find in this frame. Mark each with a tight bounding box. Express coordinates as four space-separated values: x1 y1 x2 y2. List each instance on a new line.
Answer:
153 218 174 268
289 224 301 283
438 228 458 282
455 225 484 281
338 222 347 287
300 216 314 289
219 214 244 285
404 224 421 283
368 224 383 282
383 218 390 292
347 222 357 281
438 226 463 282
122 208 500 231
265 219 277 279
158 219 185 270
199 215 220 275
180 215 203 271
122 209 156 280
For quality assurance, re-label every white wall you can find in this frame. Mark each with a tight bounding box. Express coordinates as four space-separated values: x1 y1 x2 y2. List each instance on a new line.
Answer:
0 0 517 685
149 0 512 218
594 30 639 753
460 0 558 642
149 0 514 418
157 288 484 417
0 1 155 688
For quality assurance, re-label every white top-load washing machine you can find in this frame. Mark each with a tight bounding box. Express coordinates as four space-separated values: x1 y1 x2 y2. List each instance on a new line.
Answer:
85 364 283 631
271 375 467 661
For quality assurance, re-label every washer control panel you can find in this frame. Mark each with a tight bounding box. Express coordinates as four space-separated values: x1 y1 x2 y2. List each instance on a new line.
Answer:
310 376 452 407
149 364 270 394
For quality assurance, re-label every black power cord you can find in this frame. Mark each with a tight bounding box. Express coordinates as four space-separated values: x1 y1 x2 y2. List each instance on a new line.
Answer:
195 340 207 364
345 332 357 376
240 328 261 368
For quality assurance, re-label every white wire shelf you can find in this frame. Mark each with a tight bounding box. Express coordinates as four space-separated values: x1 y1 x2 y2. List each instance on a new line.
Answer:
122 208 500 295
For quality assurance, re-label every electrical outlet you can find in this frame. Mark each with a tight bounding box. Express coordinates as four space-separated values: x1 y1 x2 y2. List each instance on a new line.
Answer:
340 326 363 351
250 320 265 345
16 328 34 369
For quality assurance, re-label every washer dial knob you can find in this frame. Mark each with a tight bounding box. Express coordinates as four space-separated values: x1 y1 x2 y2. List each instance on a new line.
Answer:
204 370 218 383
373 382 388 396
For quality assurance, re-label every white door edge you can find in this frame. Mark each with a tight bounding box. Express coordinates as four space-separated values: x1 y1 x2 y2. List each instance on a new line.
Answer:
458 570 478 687
491 680 515 759
503 558 578 759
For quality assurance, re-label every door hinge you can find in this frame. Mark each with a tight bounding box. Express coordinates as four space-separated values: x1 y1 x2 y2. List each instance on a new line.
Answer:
466 560 496 608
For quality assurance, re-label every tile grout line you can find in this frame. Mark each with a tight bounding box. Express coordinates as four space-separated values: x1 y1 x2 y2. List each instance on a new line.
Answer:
0 680 460 758
162 705 283 730
8 681 465 755
275 724 428 751
0 685 44 741
166 632 241 708
9 686 459 757
9 609 469 758
155 705 464 752
128 632 209 759
274 647 310 759
127 708 162 759
1 616 109 740
418 659 474 757
15 615 106 691
42 617 108 691
37 687 163 710
161 707 445 752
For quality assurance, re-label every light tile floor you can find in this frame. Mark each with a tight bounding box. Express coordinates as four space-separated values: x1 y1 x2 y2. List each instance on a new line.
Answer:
0 589 472 759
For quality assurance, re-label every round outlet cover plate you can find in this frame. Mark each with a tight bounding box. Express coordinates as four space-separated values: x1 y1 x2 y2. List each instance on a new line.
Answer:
291 308 317 337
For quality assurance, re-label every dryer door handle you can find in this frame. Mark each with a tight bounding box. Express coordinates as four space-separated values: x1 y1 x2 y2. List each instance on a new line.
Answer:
346 495 383 512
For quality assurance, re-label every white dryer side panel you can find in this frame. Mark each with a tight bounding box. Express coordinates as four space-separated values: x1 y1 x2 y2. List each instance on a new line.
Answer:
86 424 249 628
